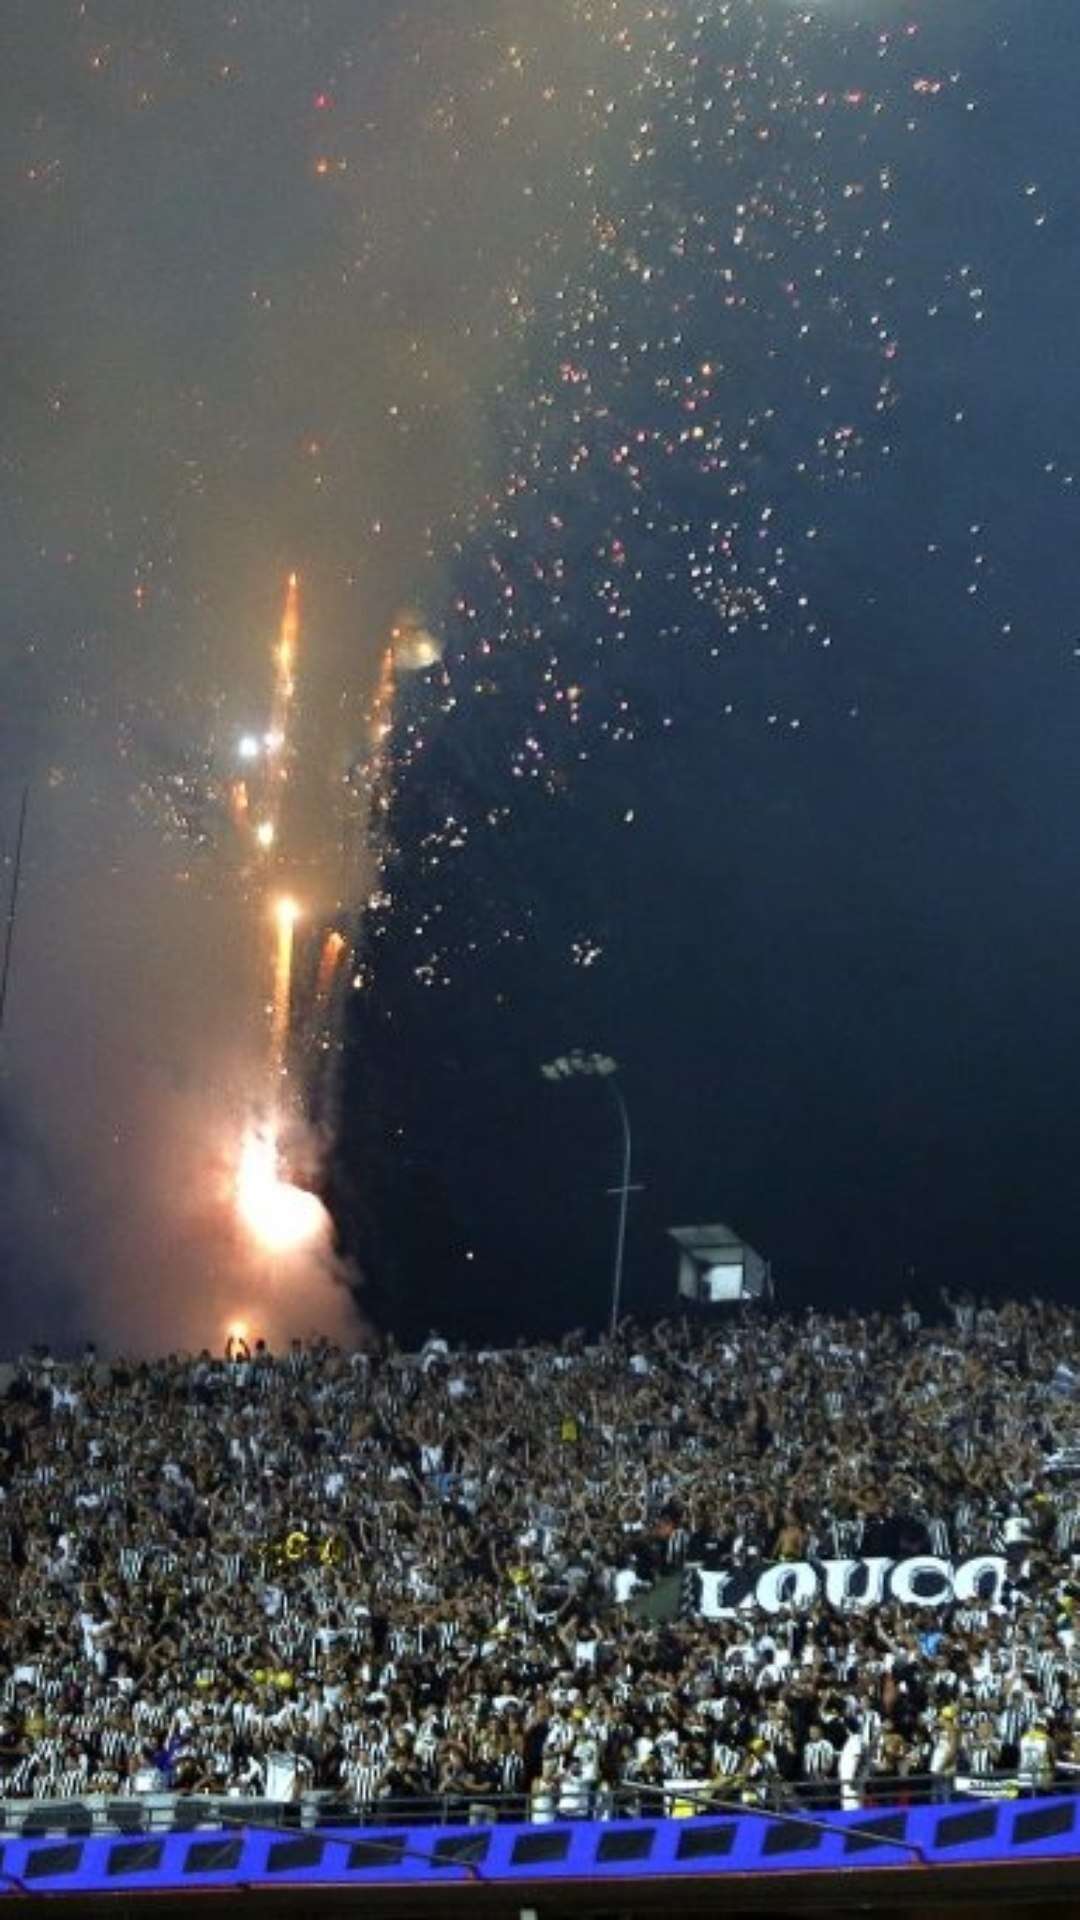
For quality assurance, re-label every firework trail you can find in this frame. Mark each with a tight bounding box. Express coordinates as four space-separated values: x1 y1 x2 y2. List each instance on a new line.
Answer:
252 570 298 859
269 894 299 1092
226 566 430 1299
295 637 398 1126
233 573 330 1267
314 929 348 1010
259 577 303 1097
263 571 297 837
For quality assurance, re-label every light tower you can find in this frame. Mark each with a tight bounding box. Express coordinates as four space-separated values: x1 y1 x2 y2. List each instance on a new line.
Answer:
540 1051 640 1336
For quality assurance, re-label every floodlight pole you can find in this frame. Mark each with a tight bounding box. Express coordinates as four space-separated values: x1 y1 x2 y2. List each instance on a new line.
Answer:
606 1076 633 1339
541 1053 640 1339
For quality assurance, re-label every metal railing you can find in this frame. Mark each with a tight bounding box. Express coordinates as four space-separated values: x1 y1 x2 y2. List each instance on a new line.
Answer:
0 1768 1070 1838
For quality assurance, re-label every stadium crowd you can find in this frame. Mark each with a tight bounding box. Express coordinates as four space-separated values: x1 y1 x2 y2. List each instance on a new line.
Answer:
2 1296 1080 1814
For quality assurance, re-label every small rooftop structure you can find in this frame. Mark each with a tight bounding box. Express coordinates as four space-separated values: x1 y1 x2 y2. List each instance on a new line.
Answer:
669 1222 772 1306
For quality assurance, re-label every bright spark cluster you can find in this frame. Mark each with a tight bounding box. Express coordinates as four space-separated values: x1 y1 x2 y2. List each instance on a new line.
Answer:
5 1 1073 1062
359 0 1051 994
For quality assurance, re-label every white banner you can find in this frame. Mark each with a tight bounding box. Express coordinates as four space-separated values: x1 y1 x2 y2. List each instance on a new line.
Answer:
691 1554 1009 1617
953 1776 1020 1799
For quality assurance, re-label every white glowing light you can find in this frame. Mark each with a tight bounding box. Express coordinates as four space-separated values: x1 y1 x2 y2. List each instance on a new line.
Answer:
239 734 260 761
255 820 276 850
236 1126 326 1256
391 612 444 673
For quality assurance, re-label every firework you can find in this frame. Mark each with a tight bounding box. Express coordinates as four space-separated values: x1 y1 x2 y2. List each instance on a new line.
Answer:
271 573 299 738
252 570 300 867
315 928 347 1005
230 573 346 1278
269 892 300 1087
391 608 443 675
235 1121 325 1258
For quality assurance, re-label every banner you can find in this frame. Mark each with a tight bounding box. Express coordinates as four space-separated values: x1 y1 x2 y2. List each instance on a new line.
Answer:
689 1554 1009 1617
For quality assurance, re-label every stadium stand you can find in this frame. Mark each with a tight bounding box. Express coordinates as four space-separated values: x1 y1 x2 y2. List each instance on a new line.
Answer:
3 1296 1080 1817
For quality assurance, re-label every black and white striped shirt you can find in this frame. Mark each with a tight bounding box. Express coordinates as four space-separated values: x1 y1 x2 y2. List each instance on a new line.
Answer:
803 1737 836 1777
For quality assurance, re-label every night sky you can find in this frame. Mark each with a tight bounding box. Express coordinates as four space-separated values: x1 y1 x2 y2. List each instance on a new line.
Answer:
2 1 1079 1351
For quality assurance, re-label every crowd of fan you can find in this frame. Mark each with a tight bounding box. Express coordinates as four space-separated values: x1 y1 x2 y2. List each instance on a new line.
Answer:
3 1294 1080 1815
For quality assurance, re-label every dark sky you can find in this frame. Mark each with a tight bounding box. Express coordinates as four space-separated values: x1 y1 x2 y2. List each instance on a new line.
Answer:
2 1 1079 1350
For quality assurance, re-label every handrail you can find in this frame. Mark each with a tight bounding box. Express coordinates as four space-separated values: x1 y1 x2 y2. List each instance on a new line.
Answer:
0 1767 1067 1837
629 1782 929 1864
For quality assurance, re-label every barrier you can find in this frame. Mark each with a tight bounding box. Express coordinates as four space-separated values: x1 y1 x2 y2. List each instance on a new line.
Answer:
0 1770 1070 1838
0 1776 1074 1836
1 1794 1080 1896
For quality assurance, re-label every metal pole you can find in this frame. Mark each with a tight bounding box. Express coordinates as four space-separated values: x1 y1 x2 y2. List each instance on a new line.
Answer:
608 1079 632 1338
0 784 29 1038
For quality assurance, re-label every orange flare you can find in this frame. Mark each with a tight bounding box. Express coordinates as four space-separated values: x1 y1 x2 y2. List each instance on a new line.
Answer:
316 928 347 1002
